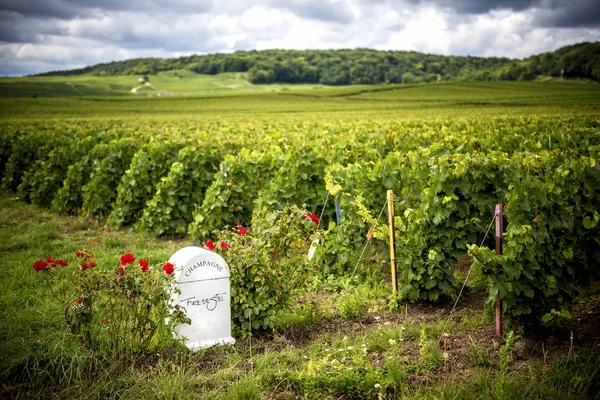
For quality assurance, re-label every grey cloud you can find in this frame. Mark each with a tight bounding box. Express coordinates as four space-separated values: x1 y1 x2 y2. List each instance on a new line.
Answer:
534 0 600 28
0 0 213 19
0 42 106 75
46 9 227 53
115 34 228 53
380 0 541 14
1 0 599 76
281 0 355 23
0 0 79 19
0 11 63 43
396 0 600 27
0 58 75 76
232 37 257 51
439 0 539 14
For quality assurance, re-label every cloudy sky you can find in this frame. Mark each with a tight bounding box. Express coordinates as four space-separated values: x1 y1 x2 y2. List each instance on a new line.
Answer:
1 0 599 76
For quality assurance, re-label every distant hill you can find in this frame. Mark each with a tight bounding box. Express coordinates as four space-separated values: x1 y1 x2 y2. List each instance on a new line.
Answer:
0 70 332 98
35 42 600 85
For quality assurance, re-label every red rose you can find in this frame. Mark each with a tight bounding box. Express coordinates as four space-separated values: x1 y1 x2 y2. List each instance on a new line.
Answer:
57 259 68 266
103 318 109 324
89 262 97 268
81 262 88 270
140 259 149 272
33 260 48 272
163 262 174 275
238 227 248 235
75 251 81 257
115 267 125 276
120 253 135 266
220 242 230 250
305 213 320 225
206 240 216 250
46 256 54 263
236 222 242 227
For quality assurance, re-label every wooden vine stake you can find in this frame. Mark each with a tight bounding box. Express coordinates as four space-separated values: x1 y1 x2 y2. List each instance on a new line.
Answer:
387 190 398 293
495 204 503 338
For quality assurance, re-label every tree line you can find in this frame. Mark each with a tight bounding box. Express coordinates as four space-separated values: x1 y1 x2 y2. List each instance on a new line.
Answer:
37 42 600 85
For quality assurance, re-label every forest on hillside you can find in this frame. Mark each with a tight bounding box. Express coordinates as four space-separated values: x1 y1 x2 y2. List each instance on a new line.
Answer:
37 42 600 85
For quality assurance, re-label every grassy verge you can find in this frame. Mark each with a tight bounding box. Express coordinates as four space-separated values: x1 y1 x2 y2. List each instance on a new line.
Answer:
1 193 599 399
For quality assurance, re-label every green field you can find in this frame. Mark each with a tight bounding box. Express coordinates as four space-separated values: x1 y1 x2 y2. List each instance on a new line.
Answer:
1 80 599 399
0 70 323 98
1 79 598 121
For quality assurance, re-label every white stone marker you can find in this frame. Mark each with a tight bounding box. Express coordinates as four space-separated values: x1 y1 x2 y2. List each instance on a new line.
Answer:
168 246 236 351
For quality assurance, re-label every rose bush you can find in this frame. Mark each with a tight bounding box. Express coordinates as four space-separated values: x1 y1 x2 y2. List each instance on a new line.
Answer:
32 249 189 356
204 204 319 336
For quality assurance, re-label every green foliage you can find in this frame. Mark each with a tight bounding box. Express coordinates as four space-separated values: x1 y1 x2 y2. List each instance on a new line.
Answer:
210 205 317 336
418 329 445 370
2 130 51 191
223 376 262 400
0 130 17 177
254 145 329 212
541 308 573 327
310 166 378 275
1 98 600 329
470 340 493 367
469 152 600 326
272 336 408 398
189 148 284 240
276 301 322 329
345 150 503 302
140 145 221 236
1 88 600 399
52 131 119 214
311 221 367 275
52 158 92 214
247 66 275 84
108 140 182 228
18 135 84 208
34 42 600 84
388 291 405 313
498 330 516 372
337 290 369 319
389 152 505 302
81 138 139 218
32 250 188 356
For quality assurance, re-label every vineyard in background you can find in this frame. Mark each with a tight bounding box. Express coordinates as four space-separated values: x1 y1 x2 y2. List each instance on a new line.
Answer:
2 113 599 328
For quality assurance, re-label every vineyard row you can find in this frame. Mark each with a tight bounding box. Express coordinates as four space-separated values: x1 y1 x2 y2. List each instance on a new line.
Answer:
1 116 599 326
